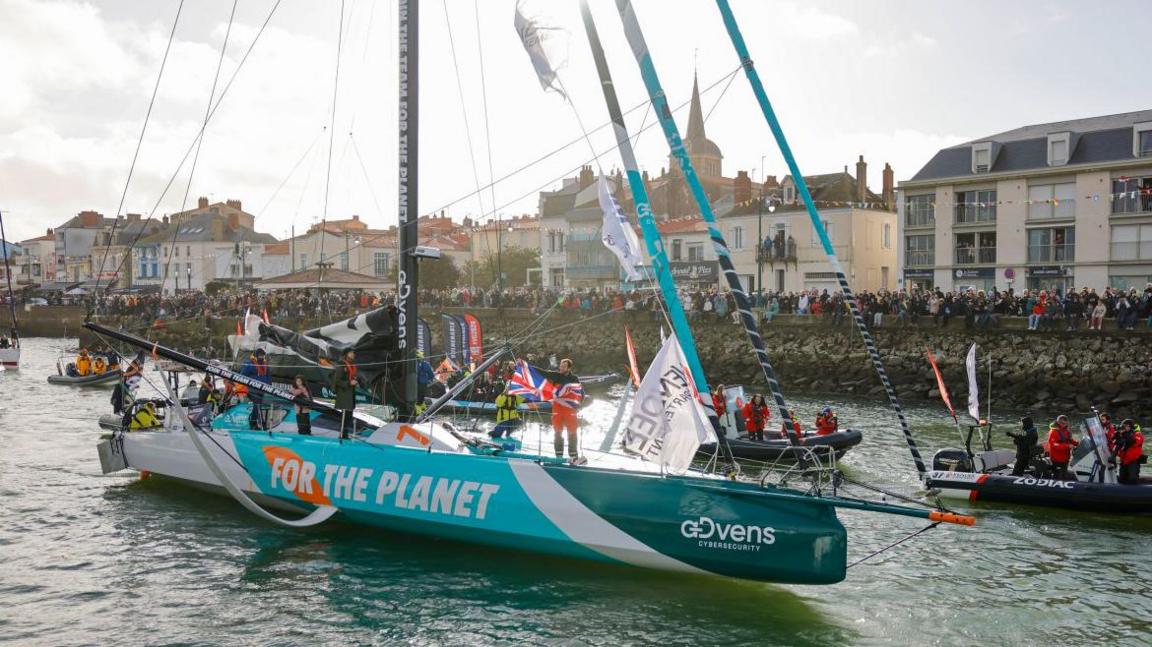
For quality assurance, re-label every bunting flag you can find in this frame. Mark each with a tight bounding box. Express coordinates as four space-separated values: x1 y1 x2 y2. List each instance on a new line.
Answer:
513 0 569 100
463 314 483 364
925 348 956 421
416 318 431 358
624 326 641 387
441 314 462 368
598 175 644 280
453 315 470 366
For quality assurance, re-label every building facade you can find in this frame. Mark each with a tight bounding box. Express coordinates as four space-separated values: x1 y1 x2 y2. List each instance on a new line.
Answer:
897 110 1152 293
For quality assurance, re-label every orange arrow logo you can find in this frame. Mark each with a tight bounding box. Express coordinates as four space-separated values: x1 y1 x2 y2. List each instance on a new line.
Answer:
262 446 332 506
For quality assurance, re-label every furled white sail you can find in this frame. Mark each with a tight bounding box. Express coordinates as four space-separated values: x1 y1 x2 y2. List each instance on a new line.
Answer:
965 343 980 423
622 333 716 474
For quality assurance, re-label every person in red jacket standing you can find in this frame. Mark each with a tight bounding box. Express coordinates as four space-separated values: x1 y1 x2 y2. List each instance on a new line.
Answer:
1047 415 1078 480
742 394 770 442
1115 419 1145 485
537 358 584 463
814 407 839 436
711 385 728 436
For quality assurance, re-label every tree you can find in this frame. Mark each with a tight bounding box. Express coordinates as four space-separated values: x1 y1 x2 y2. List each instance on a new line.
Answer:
470 246 541 288
419 255 462 289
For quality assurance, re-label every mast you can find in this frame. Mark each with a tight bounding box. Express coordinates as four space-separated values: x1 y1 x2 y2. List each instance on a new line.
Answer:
611 0 800 438
0 210 18 341
715 0 927 475
396 0 419 418
577 0 708 400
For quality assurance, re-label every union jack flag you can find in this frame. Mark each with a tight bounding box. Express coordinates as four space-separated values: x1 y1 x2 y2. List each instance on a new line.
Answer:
554 382 585 409
508 359 553 402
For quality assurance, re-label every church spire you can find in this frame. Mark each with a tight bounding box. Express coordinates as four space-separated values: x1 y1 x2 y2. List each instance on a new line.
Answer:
685 72 706 143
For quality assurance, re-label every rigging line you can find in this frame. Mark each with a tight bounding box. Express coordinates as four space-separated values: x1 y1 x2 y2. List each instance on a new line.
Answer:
0 210 18 331
92 0 185 295
254 126 327 221
441 0 489 218
293 129 326 231
425 67 740 220
349 135 385 221
103 0 284 290
303 67 741 268
846 522 940 569
702 63 738 124
473 0 499 222
318 0 346 299
163 0 240 293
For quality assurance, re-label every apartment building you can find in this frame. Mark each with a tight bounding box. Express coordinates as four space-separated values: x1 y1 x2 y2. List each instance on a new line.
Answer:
897 110 1152 293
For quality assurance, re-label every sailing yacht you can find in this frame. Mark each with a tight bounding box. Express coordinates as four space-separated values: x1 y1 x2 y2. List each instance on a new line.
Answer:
92 0 972 585
0 210 20 369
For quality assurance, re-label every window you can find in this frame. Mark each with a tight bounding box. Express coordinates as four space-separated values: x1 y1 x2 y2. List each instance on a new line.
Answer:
785 185 795 203
955 190 996 224
1028 183 1076 220
810 221 832 246
174 246 180 257
687 243 704 261
955 232 996 265
1140 130 1152 157
1028 227 1075 263
548 232 557 253
340 253 349 271
905 195 935 227
905 234 934 266
1049 139 1067 165
300 253 308 268
1111 224 1152 261
671 239 682 261
730 226 744 250
882 223 892 249
373 252 390 277
186 245 190 257
973 146 990 173
1112 176 1152 214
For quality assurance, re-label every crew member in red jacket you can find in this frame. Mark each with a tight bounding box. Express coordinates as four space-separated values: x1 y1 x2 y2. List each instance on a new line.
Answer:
1047 415 1078 480
814 407 839 436
538 358 583 463
742 394 770 442
1115 419 1145 485
711 385 728 436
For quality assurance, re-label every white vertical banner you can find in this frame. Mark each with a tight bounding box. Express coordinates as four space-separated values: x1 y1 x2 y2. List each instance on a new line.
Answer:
966 343 980 423
622 332 716 474
597 175 644 280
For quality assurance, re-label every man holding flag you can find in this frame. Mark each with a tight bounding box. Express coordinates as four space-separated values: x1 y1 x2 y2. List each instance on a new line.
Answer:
510 357 584 462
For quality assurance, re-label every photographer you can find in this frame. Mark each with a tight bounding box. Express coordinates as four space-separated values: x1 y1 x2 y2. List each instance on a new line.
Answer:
1114 419 1145 485
1006 416 1039 477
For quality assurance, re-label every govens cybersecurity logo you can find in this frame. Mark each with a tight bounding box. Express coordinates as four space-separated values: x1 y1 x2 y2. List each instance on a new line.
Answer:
680 516 775 552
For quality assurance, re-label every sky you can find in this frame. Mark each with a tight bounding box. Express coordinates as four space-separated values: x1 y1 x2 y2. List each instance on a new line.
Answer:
2 0 1150 244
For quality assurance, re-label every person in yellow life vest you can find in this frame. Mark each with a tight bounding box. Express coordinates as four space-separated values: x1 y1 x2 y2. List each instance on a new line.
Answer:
130 402 160 430
76 349 92 377
93 356 107 375
489 383 526 439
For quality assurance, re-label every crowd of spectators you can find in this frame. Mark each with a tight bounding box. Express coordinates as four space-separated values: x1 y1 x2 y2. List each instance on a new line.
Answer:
26 282 1152 333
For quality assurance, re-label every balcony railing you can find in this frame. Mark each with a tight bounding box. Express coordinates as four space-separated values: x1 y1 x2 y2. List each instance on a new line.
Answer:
1110 241 1152 261
955 248 996 265
905 213 935 228
1027 199 1076 220
905 251 934 266
955 206 997 225
1027 244 1076 263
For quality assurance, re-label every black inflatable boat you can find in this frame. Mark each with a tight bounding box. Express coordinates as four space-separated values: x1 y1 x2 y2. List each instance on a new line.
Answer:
699 429 863 463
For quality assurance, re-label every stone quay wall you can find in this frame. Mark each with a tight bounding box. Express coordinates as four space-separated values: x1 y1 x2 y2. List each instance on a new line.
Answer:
30 304 1151 421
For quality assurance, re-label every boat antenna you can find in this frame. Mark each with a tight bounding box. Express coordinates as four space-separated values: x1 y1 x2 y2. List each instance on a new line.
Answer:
715 0 927 475
611 0 803 445
0 209 18 343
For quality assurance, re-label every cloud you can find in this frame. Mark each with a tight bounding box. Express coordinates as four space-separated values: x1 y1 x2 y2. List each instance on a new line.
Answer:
771 2 860 40
863 32 937 58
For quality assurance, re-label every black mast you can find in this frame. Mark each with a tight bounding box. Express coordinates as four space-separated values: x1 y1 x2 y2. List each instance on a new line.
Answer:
396 0 419 419
0 210 19 343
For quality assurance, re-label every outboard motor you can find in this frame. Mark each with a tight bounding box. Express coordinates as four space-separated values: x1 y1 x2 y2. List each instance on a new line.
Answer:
932 448 973 472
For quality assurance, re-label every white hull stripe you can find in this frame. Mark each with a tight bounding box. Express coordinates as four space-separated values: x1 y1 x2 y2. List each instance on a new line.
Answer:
509 462 708 575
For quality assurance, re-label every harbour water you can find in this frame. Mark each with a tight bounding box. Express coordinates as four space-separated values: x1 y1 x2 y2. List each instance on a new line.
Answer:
2 338 1150 646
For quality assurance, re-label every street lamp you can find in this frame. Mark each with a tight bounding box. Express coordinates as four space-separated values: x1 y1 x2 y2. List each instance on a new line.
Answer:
185 265 192 292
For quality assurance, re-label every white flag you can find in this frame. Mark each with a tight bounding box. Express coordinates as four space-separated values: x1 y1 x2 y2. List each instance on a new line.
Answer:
598 175 644 281
514 0 568 100
622 332 716 474
966 343 980 423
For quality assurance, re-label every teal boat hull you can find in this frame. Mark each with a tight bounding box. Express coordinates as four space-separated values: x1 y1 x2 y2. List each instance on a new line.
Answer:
227 431 847 584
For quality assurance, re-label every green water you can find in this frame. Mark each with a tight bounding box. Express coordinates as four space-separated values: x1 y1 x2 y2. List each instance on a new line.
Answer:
1 338 1149 646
